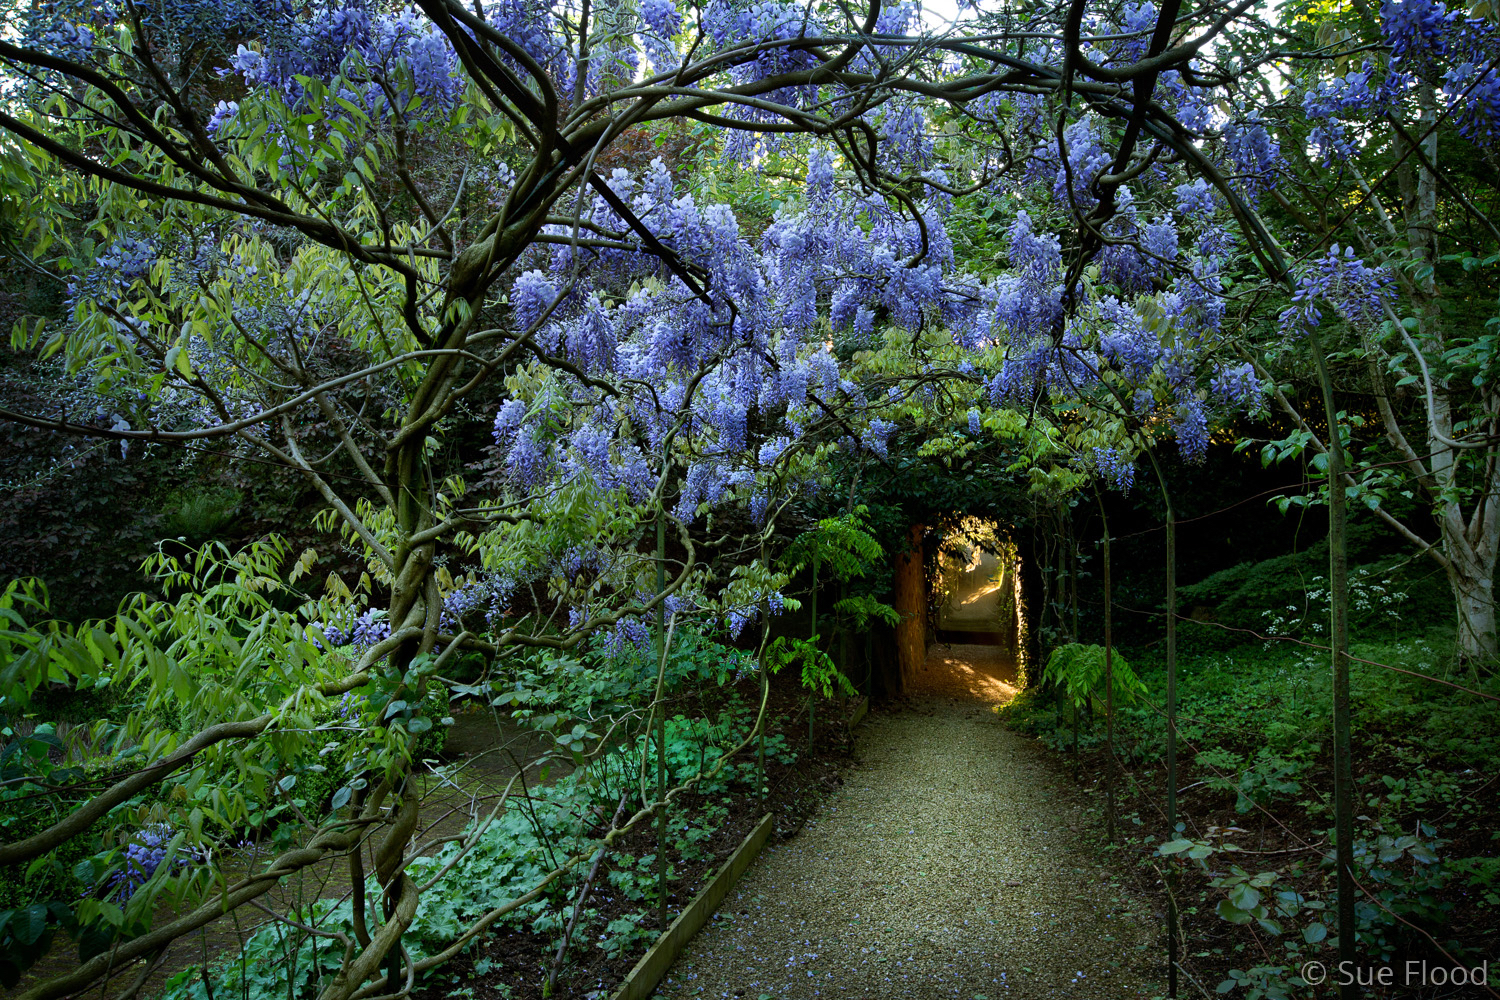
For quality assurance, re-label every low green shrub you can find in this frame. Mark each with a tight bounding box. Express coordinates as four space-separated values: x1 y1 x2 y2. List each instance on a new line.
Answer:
153 690 783 1000
1173 545 1453 656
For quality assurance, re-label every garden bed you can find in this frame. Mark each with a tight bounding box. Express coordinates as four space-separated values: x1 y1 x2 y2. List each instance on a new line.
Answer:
412 674 858 1000
14 670 859 1000
1004 639 1500 1000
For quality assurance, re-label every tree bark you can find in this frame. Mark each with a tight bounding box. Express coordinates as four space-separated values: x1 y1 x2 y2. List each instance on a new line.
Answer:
1096 488 1116 844
1143 447 1179 999
1312 329 1360 999
893 523 926 692
1442 511 1499 665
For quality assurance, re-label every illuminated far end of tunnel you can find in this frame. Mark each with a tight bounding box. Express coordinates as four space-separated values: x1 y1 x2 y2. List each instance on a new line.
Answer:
921 516 1026 707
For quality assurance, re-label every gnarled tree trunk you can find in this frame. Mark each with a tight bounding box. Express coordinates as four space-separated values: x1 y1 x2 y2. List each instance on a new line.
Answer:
1443 521 1498 665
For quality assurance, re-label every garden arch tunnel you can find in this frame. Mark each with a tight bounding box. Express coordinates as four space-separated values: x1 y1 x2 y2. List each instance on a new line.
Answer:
886 517 1029 703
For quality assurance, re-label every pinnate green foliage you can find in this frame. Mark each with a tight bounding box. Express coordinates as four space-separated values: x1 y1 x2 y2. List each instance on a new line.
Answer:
830 594 900 629
782 507 898 633
783 510 886 580
0 537 403 981
1042 643 1148 712
765 636 855 700
151 700 786 1000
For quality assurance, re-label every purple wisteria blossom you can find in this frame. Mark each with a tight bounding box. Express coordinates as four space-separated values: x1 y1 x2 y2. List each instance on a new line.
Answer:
1278 245 1393 337
103 825 203 902
1093 446 1137 492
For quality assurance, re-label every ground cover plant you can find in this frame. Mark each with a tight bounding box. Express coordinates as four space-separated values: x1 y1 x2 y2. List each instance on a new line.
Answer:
0 0 1497 996
1002 544 1500 998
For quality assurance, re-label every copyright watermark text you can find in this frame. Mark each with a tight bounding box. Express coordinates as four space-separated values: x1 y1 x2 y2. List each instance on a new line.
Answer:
1300 960 1490 988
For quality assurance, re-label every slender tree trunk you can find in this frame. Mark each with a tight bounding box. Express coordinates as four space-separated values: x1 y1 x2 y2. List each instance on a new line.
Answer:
759 607 769 807
757 692 766 805
809 556 818 745
758 539 770 806
1068 513 1081 643
893 524 926 690
839 580 851 716
1165 486 1178 999
1097 489 1116 844
1143 449 1178 998
655 518 668 930
1311 330 1359 998
1443 527 1499 666
1405 85 1499 669
352 435 439 994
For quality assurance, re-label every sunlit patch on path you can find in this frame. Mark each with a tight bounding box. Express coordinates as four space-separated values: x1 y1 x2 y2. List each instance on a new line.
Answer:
916 642 1020 708
656 646 1161 999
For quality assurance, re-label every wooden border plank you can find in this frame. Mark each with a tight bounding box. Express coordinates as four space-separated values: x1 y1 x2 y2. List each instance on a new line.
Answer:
847 695 868 731
608 812 775 1000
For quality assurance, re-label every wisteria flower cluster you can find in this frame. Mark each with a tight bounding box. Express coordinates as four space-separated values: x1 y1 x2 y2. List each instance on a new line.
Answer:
317 610 392 651
965 194 1259 466
1092 446 1138 492
222 4 462 117
102 824 202 902
1290 0 1500 154
488 154 944 528
493 126 1276 530
1278 244 1393 337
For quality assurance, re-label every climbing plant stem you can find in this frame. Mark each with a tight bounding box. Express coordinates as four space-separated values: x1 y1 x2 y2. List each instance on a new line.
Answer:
1096 487 1116 845
1143 445 1179 1000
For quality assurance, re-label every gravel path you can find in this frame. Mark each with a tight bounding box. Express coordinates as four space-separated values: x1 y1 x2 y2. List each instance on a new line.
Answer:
655 644 1161 1000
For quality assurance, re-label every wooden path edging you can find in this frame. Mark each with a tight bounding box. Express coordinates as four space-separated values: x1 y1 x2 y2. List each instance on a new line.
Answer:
847 695 868 731
608 812 776 1000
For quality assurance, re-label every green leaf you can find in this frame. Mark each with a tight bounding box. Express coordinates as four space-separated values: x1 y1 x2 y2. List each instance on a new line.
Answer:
1216 899 1254 925
1229 884 1262 911
15 904 48 946
1303 921 1327 944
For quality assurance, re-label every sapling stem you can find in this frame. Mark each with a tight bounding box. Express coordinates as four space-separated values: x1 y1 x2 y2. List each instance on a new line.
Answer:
1143 446 1179 1000
809 555 819 746
655 516 668 930
1095 487 1116 845
1311 328 1359 999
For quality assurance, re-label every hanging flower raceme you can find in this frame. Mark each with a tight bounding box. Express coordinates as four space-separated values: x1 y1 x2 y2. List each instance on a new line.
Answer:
1086 446 1135 492
486 155 971 523
220 3 467 115
102 824 205 902
1278 245 1393 337
1288 0 1500 153
935 131 1263 473
1222 117 1283 204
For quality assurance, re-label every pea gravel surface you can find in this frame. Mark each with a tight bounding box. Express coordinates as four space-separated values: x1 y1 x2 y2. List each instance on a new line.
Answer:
655 644 1162 999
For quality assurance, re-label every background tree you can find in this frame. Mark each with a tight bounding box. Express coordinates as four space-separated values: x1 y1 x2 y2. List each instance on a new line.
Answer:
1236 0 1500 668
